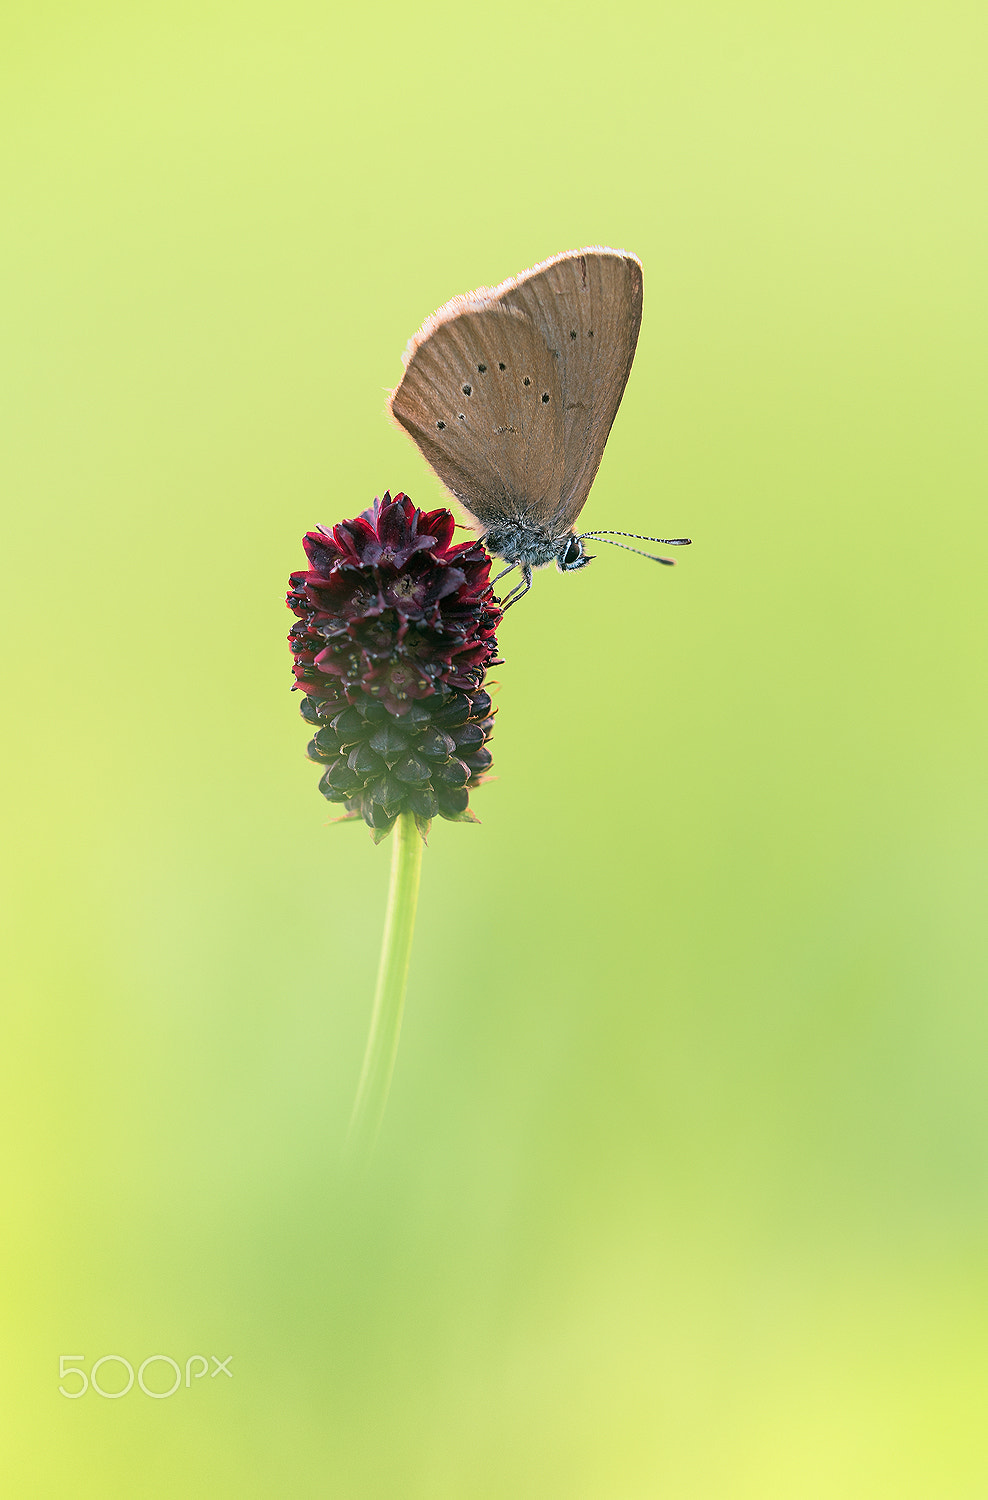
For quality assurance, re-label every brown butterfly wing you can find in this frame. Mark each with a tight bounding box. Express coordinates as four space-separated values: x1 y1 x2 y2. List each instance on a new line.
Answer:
492 247 643 534
389 301 565 531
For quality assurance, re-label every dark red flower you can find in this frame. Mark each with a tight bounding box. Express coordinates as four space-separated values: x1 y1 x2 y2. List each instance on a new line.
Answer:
287 493 502 838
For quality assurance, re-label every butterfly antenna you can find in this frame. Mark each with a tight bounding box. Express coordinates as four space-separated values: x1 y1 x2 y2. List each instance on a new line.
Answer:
588 537 674 564
581 530 692 546
580 530 691 566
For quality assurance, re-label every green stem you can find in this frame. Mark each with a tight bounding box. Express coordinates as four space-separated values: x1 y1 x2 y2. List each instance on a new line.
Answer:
346 811 423 1162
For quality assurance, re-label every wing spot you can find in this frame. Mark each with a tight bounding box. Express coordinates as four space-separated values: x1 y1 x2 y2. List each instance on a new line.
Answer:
523 377 531 386
462 384 472 396
477 363 487 373
541 392 550 403
436 420 446 429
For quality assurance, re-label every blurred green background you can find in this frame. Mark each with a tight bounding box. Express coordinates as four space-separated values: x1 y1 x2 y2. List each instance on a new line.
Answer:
2 0 986 1493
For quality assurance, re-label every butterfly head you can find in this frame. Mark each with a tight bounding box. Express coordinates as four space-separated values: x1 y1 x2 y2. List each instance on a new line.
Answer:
556 533 593 572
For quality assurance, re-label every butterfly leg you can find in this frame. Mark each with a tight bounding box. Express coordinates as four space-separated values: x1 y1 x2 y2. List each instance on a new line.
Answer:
499 563 533 610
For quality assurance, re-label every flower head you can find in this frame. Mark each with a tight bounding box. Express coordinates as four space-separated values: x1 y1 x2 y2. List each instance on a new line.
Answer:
287 493 502 838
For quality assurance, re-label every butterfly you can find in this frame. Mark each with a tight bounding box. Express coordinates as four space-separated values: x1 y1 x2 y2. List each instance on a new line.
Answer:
388 246 689 606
